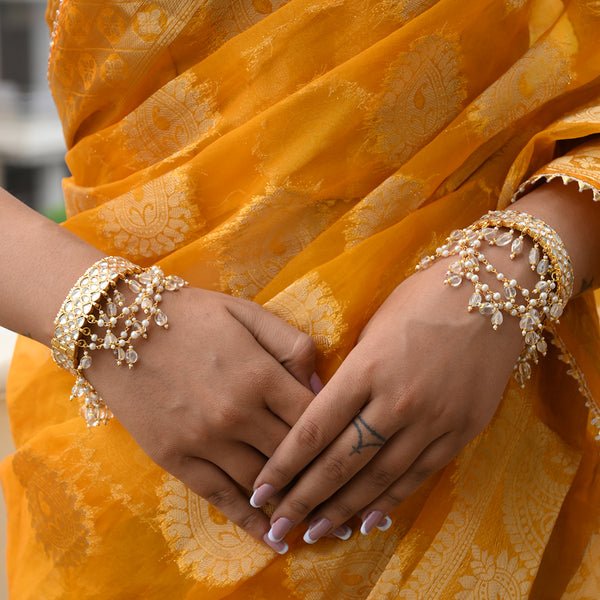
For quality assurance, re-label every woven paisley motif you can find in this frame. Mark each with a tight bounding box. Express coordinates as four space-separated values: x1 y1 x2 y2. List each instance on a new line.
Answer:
12 451 92 568
158 475 273 584
468 39 573 137
370 34 466 165
97 172 204 261
122 75 219 166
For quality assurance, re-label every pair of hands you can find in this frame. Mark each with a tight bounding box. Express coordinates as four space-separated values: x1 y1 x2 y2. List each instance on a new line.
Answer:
86 256 525 553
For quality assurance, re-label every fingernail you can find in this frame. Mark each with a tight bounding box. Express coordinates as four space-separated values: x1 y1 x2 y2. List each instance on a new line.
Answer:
310 372 324 394
360 510 384 535
377 515 393 531
250 483 276 508
268 517 294 543
303 517 333 544
263 532 289 554
331 524 352 540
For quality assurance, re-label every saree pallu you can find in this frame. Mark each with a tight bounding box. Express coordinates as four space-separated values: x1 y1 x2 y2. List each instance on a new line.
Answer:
3 0 600 597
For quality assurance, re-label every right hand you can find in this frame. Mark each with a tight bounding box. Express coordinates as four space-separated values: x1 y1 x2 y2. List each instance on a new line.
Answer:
84 286 317 545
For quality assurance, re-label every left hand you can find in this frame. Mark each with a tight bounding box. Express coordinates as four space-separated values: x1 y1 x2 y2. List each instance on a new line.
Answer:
250 252 532 544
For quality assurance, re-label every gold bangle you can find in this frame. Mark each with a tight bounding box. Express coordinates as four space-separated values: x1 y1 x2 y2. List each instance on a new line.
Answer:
51 257 142 375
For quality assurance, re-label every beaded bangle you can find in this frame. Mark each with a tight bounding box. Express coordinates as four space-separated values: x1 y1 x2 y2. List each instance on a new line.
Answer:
51 257 142 376
417 210 573 386
51 257 188 426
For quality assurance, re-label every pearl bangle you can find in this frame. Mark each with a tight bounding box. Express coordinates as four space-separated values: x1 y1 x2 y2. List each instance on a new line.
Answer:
417 210 573 386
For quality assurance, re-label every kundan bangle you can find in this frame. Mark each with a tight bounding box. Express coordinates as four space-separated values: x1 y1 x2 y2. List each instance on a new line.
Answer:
51 257 188 426
416 210 573 386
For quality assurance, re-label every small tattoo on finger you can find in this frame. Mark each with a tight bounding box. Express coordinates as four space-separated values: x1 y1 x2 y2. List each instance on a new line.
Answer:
350 416 386 456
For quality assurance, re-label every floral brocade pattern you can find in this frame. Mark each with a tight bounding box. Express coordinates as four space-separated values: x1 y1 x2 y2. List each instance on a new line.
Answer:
3 0 599 597
265 273 348 355
284 531 401 599
121 75 220 167
12 451 92 568
97 173 205 261
158 475 273 584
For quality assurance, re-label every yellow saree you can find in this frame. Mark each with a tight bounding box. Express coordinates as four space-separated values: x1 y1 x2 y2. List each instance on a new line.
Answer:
2 0 600 597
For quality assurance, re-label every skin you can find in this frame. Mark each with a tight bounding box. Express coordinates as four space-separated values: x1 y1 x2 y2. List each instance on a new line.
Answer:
2 180 600 552
0 189 317 546
252 180 600 546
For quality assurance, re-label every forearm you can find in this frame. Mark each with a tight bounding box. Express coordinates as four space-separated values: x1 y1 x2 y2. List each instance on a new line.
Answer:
0 188 105 346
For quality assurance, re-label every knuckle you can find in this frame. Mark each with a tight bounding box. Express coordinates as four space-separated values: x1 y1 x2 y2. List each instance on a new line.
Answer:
296 419 325 453
268 462 296 487
382 489 404 507
291 333 316 363
322 454 352 485
389 389 419 421
237 510 265 536
210 402 246 431
408 464 436 484
287 496 312 517
332 500 354 520
244 363 273 392
367 465 395 490
207 486 239 510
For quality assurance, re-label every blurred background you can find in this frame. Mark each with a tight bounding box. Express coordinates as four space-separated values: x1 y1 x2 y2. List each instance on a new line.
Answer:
1 0 69 596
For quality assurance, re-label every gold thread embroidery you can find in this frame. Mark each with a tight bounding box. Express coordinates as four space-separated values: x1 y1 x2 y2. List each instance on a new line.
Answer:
265 272 347 355
12 451 92 568
456 547 530 600
122 75 219 166
97 172 205 261
370 34 466 166
285 531 400 600
344 175 424 249
468 39 573 137
562 531 600 598
502 423 579 571
219 189 331 298
397 384 531 599
158 475 272 583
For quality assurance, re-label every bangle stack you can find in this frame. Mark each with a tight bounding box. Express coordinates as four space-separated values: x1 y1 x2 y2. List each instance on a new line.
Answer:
416 210 573 386
51 257 188 427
